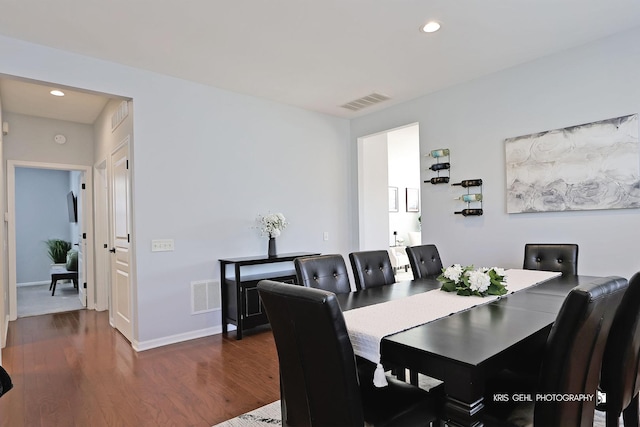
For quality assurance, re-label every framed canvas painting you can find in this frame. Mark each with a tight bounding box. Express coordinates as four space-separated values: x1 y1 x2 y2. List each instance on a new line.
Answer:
406 188 419 212
389 187 398 212
505 114 640 213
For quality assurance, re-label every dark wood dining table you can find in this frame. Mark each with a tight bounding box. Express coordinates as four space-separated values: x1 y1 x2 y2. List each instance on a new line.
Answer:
335 273 603 427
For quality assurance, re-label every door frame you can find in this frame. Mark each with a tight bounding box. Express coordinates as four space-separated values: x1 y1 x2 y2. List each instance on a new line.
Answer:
93 160 110 313
7 160 95 320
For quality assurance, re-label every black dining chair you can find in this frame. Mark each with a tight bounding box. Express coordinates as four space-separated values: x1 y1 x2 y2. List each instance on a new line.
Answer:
405 244 443 280
349 250 395 290
0 366 12 398
598 272 640 427
296 254 415 384
257 280 442 426
485 276 628 426
294 254 352 294
523 243 579 275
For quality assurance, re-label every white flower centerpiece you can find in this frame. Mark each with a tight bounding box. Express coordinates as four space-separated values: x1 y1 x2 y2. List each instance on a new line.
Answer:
437 264 507 297
256 213 288 257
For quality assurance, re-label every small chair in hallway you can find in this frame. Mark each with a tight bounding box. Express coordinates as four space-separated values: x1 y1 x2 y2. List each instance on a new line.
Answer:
49 265 78 296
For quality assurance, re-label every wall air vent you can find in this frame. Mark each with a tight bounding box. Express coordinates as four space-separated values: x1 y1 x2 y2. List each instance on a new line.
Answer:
340 93 390 112
111 100 129 132
191 280 221 314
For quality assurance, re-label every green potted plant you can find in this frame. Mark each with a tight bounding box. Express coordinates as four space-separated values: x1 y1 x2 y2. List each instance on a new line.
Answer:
44 239 73 265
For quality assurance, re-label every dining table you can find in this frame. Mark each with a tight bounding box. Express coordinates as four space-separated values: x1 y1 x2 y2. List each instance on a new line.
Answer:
335 270 606 427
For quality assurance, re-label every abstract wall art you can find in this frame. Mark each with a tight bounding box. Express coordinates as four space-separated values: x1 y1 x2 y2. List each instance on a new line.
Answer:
505 114 640 213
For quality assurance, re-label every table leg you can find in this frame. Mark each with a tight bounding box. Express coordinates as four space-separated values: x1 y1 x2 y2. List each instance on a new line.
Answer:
220 262 228 334
442 396 484 427
235 264 243 340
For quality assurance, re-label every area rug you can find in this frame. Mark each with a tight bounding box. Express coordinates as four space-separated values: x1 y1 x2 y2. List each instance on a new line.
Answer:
214 398 615 426
213 401 280 427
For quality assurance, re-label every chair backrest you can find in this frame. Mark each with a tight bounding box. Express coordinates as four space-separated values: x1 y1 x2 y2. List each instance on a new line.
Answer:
294 254 352 294
523 243 578 275
600 272 640 415
534 276 628 426
405 244 443 279
0 366 12 397
257 280 364 426
349 250 395 290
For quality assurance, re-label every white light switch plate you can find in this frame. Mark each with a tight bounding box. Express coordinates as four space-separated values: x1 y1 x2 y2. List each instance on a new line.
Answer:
151 239 174 252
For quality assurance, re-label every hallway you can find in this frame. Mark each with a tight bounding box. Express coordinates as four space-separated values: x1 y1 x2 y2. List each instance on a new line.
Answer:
17 283 83 317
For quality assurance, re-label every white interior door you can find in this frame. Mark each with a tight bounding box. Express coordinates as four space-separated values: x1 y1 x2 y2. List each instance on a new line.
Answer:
76 173 87 307
110 139 133 342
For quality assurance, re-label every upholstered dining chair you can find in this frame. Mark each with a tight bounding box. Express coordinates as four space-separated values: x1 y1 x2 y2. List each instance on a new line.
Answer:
523 243 579 275
0 366 12 398
349 250 395 290
294 254 352 294
257 280 441 427
485 276 628 426
598 272 640 427
405 244 443 280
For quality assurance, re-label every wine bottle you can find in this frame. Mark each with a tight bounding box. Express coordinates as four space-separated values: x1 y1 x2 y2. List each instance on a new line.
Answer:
426 149 450 158
454 208 483 216
426 176 449 184
452 179 483 188
455 194 482 202
428 162 450 171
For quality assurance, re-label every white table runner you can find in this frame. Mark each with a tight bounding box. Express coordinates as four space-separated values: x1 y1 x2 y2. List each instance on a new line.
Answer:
343 269 561 386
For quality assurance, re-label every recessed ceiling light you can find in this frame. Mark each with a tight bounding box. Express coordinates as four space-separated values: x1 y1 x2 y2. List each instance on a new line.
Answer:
421 21 441 33
50 90 65 97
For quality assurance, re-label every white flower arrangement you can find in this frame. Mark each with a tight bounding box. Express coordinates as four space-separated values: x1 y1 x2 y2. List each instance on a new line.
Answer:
257 213 288 238
437 265 507 297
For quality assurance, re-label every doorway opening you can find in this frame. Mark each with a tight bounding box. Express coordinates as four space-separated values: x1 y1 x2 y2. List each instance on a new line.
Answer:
356 123 421 264
0 74 135 349
358 123 422 280
7 160 94 321
14 166 85 317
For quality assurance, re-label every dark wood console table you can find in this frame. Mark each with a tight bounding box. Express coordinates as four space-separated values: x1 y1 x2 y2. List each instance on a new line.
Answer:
219 252 320 339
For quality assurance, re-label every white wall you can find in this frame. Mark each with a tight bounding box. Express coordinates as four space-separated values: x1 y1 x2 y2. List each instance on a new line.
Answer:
3 113 94 166
0 35 352 346
357 133 389 250
351 27 640 281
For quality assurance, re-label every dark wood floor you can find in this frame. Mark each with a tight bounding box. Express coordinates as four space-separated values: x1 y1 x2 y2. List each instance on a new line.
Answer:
0 310 280 426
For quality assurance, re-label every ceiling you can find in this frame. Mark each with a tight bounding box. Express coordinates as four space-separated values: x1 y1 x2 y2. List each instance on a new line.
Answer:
0 78 110 124
1 0 640 123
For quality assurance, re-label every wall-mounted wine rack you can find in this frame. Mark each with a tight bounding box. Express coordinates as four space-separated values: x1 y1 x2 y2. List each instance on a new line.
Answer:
424 148 450 184
452 179 483 216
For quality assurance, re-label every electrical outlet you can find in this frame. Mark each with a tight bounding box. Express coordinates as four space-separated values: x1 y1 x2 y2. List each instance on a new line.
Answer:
151 239 174 252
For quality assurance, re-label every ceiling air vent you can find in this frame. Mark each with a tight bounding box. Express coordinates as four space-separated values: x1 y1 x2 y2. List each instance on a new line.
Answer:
340 93 390 112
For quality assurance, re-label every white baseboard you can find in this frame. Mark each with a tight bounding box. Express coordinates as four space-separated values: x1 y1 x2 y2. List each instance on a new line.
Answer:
17 280 49 287
132 324 236 352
